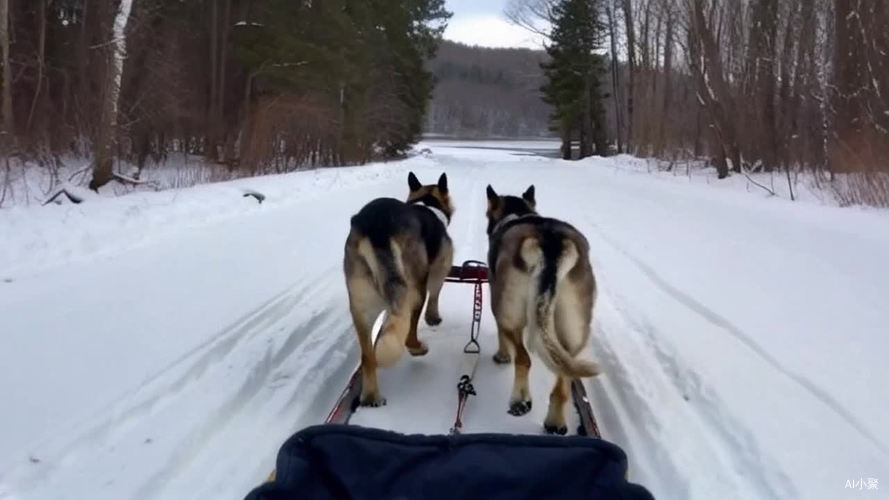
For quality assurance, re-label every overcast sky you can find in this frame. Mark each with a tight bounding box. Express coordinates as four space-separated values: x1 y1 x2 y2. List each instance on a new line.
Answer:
442 0 547 49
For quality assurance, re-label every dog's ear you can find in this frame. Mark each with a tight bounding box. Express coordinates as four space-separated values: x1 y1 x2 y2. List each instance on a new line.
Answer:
486 184 500 207
408 172 422 192
486 184 498 202
522 185 535 206
437 173 448 193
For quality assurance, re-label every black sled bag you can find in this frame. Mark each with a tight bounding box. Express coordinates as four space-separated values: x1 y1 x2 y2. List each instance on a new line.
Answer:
244 424 655 500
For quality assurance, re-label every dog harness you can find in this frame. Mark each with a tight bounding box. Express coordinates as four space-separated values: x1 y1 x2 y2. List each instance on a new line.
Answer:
491 213 534 235
420 202 450 227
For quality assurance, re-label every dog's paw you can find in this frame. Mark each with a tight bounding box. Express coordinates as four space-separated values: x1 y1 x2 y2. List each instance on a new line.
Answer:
424 313 442 326
492 351 511 364
544 423 568 435
359 395 387 408
508 400 532 416
406 341 429 357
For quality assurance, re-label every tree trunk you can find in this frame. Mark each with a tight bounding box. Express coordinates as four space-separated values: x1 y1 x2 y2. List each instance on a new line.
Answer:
689 0 738 178
777 0 799 171
621 0 636 152
26 0 47 134
238 70 257 170
580 71 594 159
0 0 12 134
207 0 219 161
90 0 135 191
579 117 588 159
656 9 672 157
560 123 571 160
78 0 92 145
830 0 866 174
606 0 623 153
790 0 816 169
215 0 231 159
747 0 779 170
639 0 651 150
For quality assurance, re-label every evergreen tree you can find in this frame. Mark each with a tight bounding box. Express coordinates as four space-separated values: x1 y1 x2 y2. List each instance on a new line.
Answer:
232 0 449 167
540 0 608 159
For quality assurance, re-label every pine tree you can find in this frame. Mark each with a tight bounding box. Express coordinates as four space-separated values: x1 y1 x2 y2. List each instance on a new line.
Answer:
235 0 449 166
540 0 608 160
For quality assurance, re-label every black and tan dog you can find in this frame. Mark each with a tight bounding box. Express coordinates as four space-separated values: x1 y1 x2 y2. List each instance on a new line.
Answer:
343 172 455 407
485 184 599 434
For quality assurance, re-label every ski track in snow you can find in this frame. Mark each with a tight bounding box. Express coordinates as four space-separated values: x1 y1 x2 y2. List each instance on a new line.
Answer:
1 141 888 500
590 223 889 457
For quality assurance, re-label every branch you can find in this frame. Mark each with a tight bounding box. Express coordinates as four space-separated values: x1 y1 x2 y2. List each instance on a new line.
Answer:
243 190 266 203
740 164 776 197
43 188 85 205
503 0 554 40
112 172 156 186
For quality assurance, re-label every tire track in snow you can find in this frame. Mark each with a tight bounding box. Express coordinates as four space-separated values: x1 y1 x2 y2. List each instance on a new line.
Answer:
548 199 791 496
5 274 337 495
597 285 794 499
587 222 889 458
581 305 692 498
136 299 353 499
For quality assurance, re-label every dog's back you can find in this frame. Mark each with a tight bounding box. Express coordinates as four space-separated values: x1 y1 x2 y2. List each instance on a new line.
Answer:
343 173 454 407
490 215 598 377
348 197 449 273
485 185 598 379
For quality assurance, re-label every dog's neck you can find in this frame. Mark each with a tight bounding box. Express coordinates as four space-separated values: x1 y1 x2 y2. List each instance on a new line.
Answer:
491 212 532 235
418 202 449 227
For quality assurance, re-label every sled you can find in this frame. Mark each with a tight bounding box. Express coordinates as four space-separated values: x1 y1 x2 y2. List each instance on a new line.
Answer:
251 260 653 499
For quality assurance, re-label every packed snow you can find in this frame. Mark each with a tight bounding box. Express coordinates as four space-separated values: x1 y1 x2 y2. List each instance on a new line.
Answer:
1 141 887 500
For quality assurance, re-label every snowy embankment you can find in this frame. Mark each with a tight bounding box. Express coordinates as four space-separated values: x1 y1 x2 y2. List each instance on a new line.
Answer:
1 141 887 500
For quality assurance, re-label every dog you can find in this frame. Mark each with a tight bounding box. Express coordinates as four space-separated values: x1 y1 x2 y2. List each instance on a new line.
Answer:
485 184 599 434
343 172 455 407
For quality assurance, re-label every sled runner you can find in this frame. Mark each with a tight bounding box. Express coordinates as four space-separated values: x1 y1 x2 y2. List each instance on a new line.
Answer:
252 260 653 499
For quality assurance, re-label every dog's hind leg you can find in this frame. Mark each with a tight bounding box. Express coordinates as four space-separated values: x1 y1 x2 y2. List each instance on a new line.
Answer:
507 328 533 416
553 284 599 372
493 330 513 364
406 287 429 356
490 280 521 365
374 286 422 367
424 244 452 326
543 375 570 435
346 272 386 407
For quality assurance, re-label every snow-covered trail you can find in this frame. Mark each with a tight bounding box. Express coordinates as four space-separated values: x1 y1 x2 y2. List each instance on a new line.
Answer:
1 142 887 500
0 164 424 498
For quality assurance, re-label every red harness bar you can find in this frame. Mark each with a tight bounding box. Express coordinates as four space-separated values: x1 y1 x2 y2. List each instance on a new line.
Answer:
446 260 489 434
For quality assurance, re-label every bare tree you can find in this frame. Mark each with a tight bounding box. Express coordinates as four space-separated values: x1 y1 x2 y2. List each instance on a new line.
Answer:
621 0 637 152
26 0 47 133
655 2 672 156
605 0 624 153
504 0 557 41
0 0 11 134
90 0 135 191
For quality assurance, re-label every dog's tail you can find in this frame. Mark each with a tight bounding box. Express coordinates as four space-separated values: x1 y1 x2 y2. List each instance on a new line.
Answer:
520 234 599 379
356 236 409 367
357 236 405 306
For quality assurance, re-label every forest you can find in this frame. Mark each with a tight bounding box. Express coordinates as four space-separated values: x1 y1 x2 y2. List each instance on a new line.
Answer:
0 0 450 193
509 0 889 205
424 40 552 138
1 0 887 207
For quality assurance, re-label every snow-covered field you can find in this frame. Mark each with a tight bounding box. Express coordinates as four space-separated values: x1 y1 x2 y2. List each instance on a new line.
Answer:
1 140 887 499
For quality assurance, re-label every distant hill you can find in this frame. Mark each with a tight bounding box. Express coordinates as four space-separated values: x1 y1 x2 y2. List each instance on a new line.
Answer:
424 40 555 139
